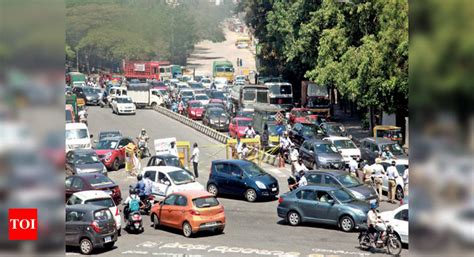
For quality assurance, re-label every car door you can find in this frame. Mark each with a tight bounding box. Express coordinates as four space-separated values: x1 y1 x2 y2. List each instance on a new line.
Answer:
299 142 311 168
392 208 409 243
227 164 246 195
156 172 172 198
159 194 178 227
65 210 85 244
168 195 187 229
212 163 232 194
313 190 336 222
147 156 156 167
295 189 319 221
65 152 75 175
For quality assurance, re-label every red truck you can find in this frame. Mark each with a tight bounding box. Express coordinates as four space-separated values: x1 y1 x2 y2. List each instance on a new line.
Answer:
123 61 164 81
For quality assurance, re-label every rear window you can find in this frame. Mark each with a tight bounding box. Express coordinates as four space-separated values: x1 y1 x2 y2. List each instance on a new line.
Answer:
193 196 219 208
88 175 114 187
94 209 113 221
85 198 115 208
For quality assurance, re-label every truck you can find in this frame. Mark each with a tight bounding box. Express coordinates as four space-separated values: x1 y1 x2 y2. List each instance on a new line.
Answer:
301 81 331 117
66 72 86 87
264 82 293 111
230 84 269 113
123 60 161 81
127 83 164 109
212 60 234 82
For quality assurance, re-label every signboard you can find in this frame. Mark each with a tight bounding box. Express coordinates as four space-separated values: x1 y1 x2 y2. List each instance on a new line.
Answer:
134 63 146 72
154 137 177 155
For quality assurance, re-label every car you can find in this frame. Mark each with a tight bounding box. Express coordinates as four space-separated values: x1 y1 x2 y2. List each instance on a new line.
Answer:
360 138 408 164
379 204 409 244
150 190 225 237
213 77 228 90
234 110 254 119
288 123 324 148
323 136 361 164
207 90 226 101
67 190 122 234
66 122 93 153
147 154 183 168
319 122 348 137
299 139 345 170
305 170 378 205
66 204 118 255
188 82 205 93
202 107 230 132
234 75 246 83
140 166 204 201
207 160 279 202
98 131 122 141
288 108 314 124
94 136 135 171
65 105 75 123
65 149 108 176
200 78 212 88
111 96 136 115
380 159 408 200
277 185 369 232
180 89 195 102
228 117 253 139
65 173 122 204
194 93 210 106
185 100 205 120
82 87 102 105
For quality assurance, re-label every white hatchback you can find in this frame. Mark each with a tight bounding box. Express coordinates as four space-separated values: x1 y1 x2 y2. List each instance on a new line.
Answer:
111 96 136 115
66 190 122 233
323 136 361 163
140 166 204 201
379 204 409 244
65 122 92 153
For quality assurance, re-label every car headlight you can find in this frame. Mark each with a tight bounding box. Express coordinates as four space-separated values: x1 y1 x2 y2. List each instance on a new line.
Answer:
191 111 196 115
351 190 365 200
255 181 266 189
104 152 113 161
318 156 328 163
225 119 229 124
86 96 92 100
210 120 215 124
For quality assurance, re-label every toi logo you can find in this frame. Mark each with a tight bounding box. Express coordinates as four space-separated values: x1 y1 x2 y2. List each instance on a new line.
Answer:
8 209 38 240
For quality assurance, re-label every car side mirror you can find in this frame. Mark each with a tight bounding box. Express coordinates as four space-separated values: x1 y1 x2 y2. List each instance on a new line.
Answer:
327 199 335 204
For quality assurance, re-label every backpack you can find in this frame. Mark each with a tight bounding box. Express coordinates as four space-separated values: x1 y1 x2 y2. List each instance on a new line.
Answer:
129 196 140 212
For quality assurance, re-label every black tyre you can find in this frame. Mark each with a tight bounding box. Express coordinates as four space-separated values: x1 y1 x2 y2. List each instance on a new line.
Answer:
214 227 224 234
287 211 301 226
387 235 402 255
207 184 218 196
339 215 355 232
395 186 404 201
244 188 257 202
79 238 93 255
152 214 160 229
112 158 120 171
182 221 193 238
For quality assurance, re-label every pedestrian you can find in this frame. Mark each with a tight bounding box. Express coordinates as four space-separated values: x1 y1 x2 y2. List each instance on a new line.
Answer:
403 167 409 196
190 143 200 178
381 146 395 160
294 159 308 177
261 124 269 150
287 174 298 191
371 158 385 202
348 157 358 176
297 169 308 187
290 146 299 174
386 161 399 203
244 125 256 138
241 143 249 160
363 165 373 186
169 141 179 157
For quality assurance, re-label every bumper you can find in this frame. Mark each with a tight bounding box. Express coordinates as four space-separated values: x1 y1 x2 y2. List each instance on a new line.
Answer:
86 99 100 105
189 215 226 233
117 109 136 114
320 162 345 169
92 231 118 247
277 206 288 219
256 187 279 198
210 123 229 131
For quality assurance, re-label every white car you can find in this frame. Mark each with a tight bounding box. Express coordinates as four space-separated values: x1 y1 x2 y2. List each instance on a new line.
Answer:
140 166 204 201
234 75 246 83
379 204 409 244
111 96 136 115
66 190 122 233
65 122 92 152
194 93 210 106
323 136 361 163
200 78 212 88
213 77 228 90
380 159 408 200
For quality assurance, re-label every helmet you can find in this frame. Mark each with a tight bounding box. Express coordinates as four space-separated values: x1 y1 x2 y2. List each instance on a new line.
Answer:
141 128 146 134
370 201 377 209
137 174 143 181
129 187 136 195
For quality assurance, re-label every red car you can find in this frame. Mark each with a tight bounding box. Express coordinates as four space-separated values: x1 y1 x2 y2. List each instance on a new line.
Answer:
94 136 135 171
186 100 205 120
289 108 314 124
209 98 224 104
65 173 122 204
229 117 253 138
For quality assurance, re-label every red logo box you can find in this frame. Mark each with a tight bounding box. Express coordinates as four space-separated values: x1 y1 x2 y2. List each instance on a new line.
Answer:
8 208 38 240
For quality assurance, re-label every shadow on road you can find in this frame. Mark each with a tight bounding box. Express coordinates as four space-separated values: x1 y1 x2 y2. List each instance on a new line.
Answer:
188 55 224 60
150 224 224 238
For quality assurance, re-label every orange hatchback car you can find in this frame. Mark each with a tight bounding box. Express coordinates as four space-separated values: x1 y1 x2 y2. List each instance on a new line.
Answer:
150 190 225 237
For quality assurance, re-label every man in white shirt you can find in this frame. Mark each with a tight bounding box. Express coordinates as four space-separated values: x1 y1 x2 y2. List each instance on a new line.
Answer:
348 157 359 176
297 169 308 187
190 143 200 178
386 161 399 203
293 159 308 176
403 168 409 196
367 203 382 243
243 125 256 138
290 146 299 173
241 143 249 160
169 141 179 157
371 158 385 202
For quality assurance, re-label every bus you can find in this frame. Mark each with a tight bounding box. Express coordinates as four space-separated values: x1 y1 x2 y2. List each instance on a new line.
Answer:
264 82 293 111
212 60 234 82
235 37 251 48
230 84 269 112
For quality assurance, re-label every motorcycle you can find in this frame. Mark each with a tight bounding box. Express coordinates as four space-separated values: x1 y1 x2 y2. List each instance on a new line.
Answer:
125 210 144 234
136 138 149 159
358 220 402 255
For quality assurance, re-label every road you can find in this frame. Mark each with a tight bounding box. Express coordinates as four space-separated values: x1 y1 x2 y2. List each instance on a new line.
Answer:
65 106 405 257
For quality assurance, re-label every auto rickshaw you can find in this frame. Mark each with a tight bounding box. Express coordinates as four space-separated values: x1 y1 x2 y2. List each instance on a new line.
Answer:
373 125 403 144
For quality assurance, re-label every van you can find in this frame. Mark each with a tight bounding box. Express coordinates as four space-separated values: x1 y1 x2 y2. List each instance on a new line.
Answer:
65 123 93 153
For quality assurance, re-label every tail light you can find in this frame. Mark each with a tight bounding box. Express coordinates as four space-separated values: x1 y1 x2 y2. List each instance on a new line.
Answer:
190 210 200 216
115 208 119 216
217 206 224 214
91 221 101 233
132 214 141 221
278 197 284 204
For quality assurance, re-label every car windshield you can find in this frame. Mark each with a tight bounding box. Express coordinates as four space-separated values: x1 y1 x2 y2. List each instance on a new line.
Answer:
181 91 194 96
301 125 321 137
75 153 100 164
237 120 253 127
99 132 120 140
211 91 225 99
66 129 88 140
158 89 168 95
162 156 180 167
201 79 211 83
294 110 312 117
315 143 338 153
209 109 226 117
83 87 95 94
243 91 256 101
241 162 267 177
189 83 204 89
385 143 405 155
193 196 219 208
267 123 285 135
269 85 292 95
236 111 253 118
168 169 194 185
337 174 362 188
85 198 115 208
94 209 113 221
330 189 354 203
116 97 132 103
88 175 114 187
189 102 203 108
195 95 209 100
326 124 344 133
92 89 101 94
95 140 118 150
333 139 356 149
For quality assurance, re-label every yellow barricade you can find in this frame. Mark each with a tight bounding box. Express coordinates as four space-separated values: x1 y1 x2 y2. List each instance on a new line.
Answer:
226 138 261 165
177 141 190 169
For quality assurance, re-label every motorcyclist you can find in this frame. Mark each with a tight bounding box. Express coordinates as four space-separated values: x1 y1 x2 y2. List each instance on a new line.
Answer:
279 132 294 167
135 174 146 203
244 125 256 138
123 187 140 220
367 202 383 244
137 129 150 156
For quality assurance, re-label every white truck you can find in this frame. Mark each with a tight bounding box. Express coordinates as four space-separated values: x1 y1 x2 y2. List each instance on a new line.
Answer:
127 83 164 108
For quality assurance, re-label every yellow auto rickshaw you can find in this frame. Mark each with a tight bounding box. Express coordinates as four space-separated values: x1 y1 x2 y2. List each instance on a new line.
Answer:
373 125 403 144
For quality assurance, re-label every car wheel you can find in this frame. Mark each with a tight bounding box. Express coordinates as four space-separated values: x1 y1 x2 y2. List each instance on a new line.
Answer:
395 186 404 200
244 188 257 202
79 238 93 255
151 102 157 109
207 184 219 196
112 158 120 171
182 221 193 238
104 242 115 249
152 214 160 229
287 211 301 226
339 215 355 232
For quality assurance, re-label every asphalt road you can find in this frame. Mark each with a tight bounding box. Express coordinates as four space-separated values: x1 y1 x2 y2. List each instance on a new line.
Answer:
65 106 406 257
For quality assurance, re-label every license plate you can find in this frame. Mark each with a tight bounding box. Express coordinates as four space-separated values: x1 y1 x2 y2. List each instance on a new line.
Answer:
271 187 277 192
104 236 112 243
207 222 217 226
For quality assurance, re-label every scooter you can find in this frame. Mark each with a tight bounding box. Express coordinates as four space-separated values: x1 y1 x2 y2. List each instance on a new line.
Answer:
136 138 149 158
125 210 144 234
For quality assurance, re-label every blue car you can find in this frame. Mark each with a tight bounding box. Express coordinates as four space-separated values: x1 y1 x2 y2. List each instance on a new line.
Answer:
277 185 369 232
207 160 279 202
